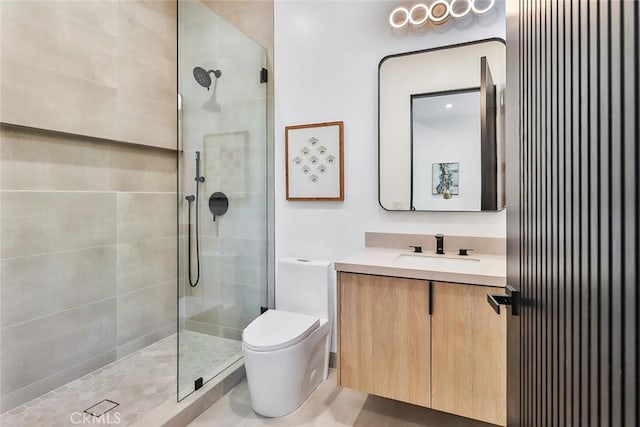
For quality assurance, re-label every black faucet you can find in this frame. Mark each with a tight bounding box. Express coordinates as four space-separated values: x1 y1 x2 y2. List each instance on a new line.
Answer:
435 234 445 255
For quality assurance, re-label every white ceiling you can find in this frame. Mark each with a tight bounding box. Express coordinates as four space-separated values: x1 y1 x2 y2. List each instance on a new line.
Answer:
412 90 481 121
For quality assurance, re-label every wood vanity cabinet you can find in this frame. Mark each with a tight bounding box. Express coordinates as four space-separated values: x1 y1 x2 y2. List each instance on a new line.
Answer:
337 273 506 426
338 272 431 407
430 281 506 426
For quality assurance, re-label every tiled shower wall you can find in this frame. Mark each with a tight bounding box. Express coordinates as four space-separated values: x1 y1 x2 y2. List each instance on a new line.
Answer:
0 127 177 412
178 0 270 341
0 0 178 411
202 0 275 309
0 1 177 149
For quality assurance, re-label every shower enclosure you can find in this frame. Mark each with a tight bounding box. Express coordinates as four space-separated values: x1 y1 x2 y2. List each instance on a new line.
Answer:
0 1 270 424
177 0 269 400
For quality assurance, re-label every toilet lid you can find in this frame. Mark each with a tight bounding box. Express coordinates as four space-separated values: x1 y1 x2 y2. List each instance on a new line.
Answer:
243 309 320 352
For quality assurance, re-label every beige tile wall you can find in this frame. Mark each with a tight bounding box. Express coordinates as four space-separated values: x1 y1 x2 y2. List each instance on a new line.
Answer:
0 126 177 412
0 1 177 150
202 0 273 61
0 0 274 413
200 0 276 307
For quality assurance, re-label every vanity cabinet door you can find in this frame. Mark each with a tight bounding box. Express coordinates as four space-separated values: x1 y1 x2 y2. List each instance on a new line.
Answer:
431 282 507 426
338 272 430 407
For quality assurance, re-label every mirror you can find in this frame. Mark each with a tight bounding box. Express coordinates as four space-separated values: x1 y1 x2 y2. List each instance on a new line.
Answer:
379 39 506 211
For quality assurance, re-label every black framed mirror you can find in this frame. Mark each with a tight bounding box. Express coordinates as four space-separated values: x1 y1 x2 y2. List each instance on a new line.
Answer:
379 38 506 212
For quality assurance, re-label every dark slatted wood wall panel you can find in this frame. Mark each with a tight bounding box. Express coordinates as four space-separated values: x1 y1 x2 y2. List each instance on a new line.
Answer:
514 0 639 425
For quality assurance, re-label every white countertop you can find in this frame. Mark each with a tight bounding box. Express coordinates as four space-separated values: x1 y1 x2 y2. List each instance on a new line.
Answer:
335 247 507 287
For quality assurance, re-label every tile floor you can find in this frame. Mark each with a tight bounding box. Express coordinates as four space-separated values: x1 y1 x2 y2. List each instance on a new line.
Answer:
1 331 241 427
178 330 242 399
188 370 497 427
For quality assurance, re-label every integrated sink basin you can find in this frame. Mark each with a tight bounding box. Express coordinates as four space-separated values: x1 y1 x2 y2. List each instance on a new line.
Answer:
393 253 480 270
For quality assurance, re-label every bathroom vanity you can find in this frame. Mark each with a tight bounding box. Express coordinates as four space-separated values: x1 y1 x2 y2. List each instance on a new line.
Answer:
335 233 507 426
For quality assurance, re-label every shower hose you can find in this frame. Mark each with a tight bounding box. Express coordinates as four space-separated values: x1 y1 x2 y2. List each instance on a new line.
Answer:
187 182 201 288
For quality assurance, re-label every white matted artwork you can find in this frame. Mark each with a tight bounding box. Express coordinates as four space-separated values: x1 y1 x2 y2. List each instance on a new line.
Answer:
432 162 460 195
285 121 344 201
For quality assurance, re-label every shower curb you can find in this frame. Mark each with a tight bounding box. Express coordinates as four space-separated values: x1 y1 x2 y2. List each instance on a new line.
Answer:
131 359 245 427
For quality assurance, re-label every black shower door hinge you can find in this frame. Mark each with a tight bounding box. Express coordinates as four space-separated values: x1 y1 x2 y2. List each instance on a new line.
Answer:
260 68 268 83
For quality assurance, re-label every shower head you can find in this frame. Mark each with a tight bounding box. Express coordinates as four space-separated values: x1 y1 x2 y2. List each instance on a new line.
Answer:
193 66 222 90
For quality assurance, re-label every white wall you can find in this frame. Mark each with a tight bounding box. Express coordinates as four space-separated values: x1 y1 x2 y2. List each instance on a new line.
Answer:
274 0 506 350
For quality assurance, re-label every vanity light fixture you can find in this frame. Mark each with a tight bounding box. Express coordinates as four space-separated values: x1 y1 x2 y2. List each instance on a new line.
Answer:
449 0 472 18
471 0 496 14
389 6 410 28
389 0 496 29
429 0 450 24
408 3 430 26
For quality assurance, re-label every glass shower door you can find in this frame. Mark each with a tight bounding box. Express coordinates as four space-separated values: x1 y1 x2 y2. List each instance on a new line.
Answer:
177 0 268 401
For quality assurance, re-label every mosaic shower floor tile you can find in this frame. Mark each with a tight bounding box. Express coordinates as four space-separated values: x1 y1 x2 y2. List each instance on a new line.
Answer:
1 331 242 427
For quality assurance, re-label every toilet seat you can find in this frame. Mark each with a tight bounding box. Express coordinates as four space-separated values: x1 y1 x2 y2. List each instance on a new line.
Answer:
243 310 320 352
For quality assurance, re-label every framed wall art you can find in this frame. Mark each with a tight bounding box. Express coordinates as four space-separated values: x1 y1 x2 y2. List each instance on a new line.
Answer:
285 121 344 201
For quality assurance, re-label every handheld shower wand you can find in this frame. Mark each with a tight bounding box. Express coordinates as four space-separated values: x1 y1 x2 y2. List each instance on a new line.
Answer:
195 151 205 183
186 151 205 287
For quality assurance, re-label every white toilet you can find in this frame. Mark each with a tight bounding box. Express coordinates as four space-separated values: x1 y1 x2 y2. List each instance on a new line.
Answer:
242 258 331 418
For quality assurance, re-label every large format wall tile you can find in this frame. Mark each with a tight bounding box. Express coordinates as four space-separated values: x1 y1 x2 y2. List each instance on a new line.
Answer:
1 246 116 327
44 1 119 37
117 237 177 295
0 57 119 140
116 192 176 243
220 237 267 288
0 127 110 192
201 192 266 241
109 142 176 193
117 280 176 346
0 350 116 413
0 298 117 395
219 2 273 56
1 192 117 258
0 191 116 258
118 0 176 62
115 0 176 150
0 0 181 411
116 93 176 150
204 0 273 56
116 323 175 359
0 0 177 149
118 43 176 106
0 1 118 87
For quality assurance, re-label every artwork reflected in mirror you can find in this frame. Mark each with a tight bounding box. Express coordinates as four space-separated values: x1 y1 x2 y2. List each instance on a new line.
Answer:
432 162 459 198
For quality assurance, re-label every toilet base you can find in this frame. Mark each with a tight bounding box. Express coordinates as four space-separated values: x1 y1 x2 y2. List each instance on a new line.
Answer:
243 319 330 418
